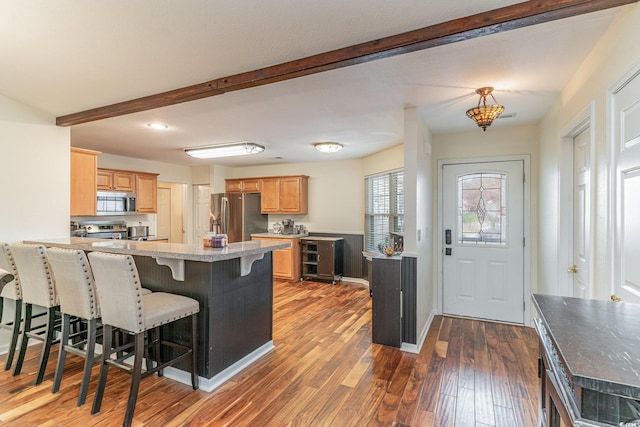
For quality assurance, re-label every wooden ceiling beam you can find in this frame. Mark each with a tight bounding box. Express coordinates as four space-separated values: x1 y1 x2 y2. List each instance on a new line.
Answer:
56 0 637 126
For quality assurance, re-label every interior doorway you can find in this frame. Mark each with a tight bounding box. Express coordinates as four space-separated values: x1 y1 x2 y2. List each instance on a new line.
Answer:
157 182 185 243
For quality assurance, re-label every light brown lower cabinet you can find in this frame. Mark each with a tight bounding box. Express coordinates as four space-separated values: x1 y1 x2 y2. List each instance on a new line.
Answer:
251 236 301 281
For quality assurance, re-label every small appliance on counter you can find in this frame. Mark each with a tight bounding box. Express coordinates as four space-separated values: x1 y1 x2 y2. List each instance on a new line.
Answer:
202 232 227 248
281 219 294 235
127 224 149 240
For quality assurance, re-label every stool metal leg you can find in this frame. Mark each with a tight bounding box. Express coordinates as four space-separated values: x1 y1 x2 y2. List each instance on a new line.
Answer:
34 307 57 385
52 313 71 394
5 301 22 371
12 303 31 376
92 324 112 415
124 332 145 427
191 313 199 390
78 318 98 406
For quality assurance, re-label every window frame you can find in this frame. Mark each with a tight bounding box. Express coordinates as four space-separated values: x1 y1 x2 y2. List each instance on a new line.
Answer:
364 168 404 253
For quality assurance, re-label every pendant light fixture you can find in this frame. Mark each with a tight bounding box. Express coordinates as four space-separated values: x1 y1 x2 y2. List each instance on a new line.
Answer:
466 87 505 131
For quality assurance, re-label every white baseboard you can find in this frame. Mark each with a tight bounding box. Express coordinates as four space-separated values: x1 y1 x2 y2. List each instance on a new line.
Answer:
162 341 275 393
400 310 435 354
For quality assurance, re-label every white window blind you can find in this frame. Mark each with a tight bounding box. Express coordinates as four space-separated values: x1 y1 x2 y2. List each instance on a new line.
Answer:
365 170 404 253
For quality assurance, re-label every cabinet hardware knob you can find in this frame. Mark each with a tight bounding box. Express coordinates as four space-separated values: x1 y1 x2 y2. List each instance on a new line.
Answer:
610 294 622 302
567 265 578 273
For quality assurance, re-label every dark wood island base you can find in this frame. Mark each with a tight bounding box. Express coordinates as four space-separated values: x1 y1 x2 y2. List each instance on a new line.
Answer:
24 237 289 392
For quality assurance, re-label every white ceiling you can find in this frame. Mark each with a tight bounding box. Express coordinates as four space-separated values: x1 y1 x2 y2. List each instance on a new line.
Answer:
0 1 626 167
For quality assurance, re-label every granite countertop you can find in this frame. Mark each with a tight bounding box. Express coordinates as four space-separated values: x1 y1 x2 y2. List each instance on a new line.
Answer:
24 237 291 263
532 294 640 399
251 232 308 239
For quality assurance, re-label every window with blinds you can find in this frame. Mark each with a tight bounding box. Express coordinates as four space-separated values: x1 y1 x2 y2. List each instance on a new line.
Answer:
365 170 404 253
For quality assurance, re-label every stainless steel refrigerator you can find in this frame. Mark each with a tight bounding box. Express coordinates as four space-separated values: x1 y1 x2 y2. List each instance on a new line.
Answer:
210 193 268 243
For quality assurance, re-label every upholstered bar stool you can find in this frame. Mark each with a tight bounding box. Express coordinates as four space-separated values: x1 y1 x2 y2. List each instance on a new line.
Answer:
0 243 23 371
87 252 199 427
46 247 102 406
9 243 61 385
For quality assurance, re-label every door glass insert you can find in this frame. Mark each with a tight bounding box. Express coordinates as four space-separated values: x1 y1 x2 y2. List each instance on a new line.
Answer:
457 172 507 245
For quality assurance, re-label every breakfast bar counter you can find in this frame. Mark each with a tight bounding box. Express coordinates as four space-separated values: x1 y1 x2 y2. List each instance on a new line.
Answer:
25 237 291 391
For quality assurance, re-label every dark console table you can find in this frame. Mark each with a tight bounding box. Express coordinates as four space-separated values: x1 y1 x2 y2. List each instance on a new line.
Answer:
533 294 640 426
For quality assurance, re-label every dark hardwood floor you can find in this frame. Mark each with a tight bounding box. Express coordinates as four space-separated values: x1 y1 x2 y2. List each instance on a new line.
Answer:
0 279 539 426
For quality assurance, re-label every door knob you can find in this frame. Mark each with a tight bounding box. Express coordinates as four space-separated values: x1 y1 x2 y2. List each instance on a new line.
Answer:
611 294 622 302
567 265 578 273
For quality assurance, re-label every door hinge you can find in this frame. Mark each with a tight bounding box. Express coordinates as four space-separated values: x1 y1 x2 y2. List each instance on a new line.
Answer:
523 237 525 247
523 173 526 183
523 301 526 311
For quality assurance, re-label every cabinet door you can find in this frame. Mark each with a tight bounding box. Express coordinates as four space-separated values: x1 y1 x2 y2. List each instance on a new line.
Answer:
260 178 280 213
97 169 113 191
70 148 99 216
242 179 261 193
279 177 299 212
317 241 334 278
273 247 293 278
225 180 242 193
112 171 135 192
136 174 157 213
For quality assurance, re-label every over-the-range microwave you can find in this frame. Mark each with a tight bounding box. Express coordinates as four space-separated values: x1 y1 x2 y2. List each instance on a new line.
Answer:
96 191 137 215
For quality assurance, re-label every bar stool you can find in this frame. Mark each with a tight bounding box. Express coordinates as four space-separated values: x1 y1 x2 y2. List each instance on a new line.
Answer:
87 252 199 427
10 243 61 385
0 243 23 371
46 247 102 406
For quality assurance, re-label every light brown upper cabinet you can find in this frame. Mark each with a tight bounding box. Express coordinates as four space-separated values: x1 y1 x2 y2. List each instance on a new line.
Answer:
70 147 100 216
97 168 135 192
225 178 261 193
136 173 158 213
261 176 308 214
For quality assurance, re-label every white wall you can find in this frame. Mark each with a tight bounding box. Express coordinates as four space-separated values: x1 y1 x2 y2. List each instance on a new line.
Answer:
403 107 434 346
0 95 70 242
362 144 403 177
229 159 364 234
538 3 640 300
0 94 70 351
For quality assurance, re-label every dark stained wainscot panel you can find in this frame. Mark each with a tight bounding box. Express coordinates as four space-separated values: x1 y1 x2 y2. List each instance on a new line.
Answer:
134 252 273 378
401 255 417 345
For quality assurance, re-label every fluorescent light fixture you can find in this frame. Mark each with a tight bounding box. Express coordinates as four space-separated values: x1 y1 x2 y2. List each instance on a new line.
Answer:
184 142 265 159
147 122 168 130
314 142 343 153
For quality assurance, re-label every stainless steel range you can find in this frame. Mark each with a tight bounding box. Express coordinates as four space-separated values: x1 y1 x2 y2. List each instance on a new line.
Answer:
79 220 128 239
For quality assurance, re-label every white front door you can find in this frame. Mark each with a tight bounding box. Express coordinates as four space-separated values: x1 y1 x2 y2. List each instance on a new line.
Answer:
442 160 525 324
572 129 591 298
612 69 640 304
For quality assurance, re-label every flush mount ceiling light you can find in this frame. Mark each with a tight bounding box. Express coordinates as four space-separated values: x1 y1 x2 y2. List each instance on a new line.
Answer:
313 142 343 153
466 87 505 131
184 142 265 159
146 122 168 130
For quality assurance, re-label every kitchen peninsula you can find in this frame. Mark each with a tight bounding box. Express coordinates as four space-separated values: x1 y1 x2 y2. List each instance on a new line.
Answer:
24 237 291 391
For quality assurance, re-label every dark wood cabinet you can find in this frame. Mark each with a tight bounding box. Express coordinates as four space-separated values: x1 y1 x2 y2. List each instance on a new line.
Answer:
301 237 343 284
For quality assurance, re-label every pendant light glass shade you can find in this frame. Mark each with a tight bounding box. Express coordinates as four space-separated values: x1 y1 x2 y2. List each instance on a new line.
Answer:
466 87 505 131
